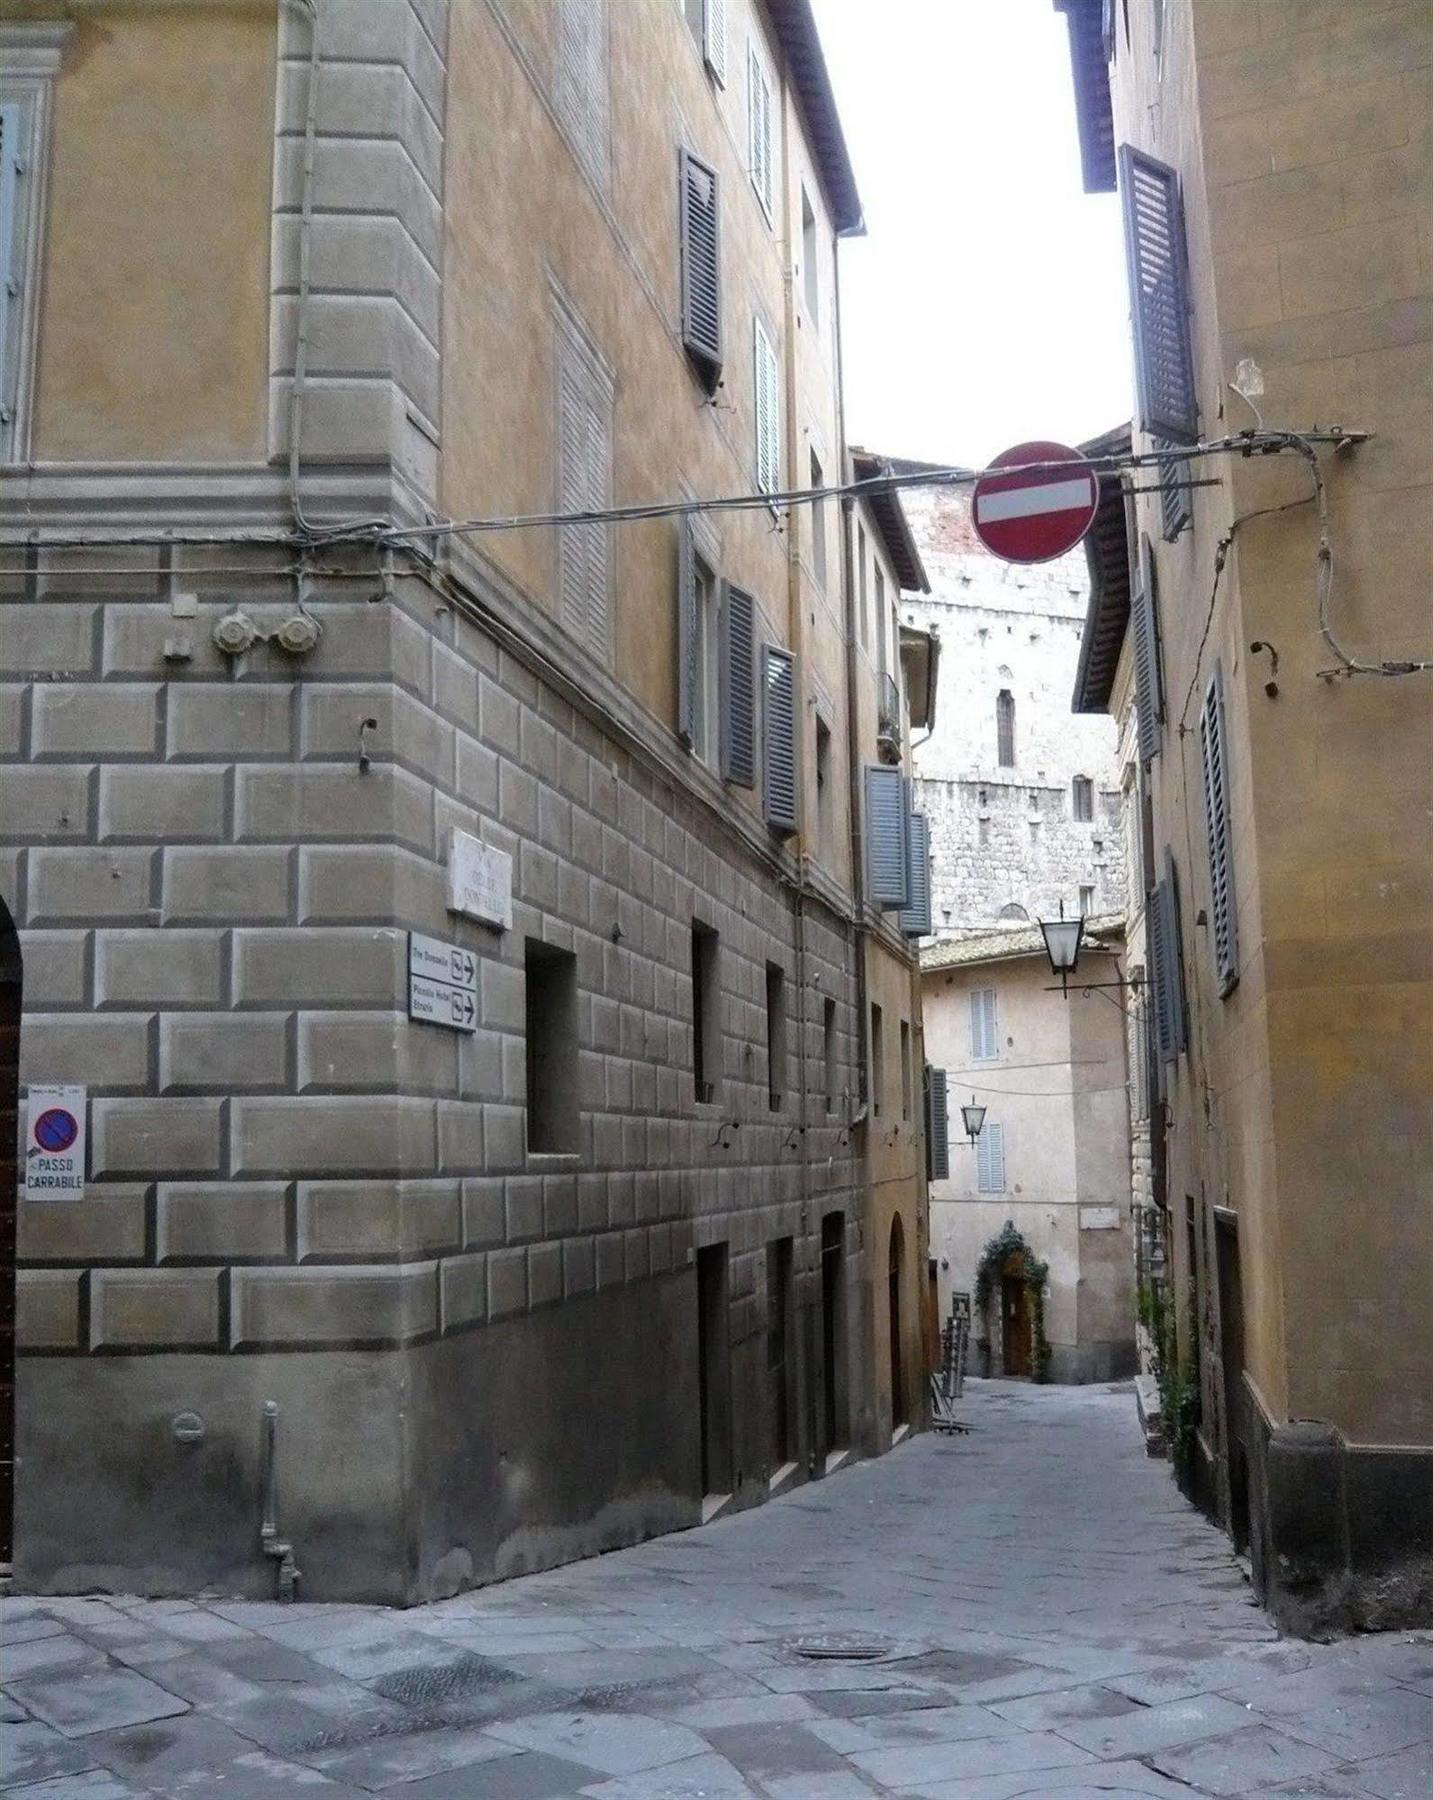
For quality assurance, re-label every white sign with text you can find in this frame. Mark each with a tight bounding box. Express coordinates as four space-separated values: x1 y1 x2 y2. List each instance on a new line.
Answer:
446 828 512 930
25 1085 87 1202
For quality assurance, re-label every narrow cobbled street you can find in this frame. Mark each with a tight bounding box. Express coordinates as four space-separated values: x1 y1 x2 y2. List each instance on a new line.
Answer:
4 1384 1430 1800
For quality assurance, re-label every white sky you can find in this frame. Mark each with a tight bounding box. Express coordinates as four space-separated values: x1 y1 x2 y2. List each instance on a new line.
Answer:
814 0 1131 468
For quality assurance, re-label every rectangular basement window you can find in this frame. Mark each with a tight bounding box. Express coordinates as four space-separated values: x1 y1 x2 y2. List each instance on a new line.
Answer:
692 918 721 1103
525 940 579 1154
870 1002 885 1119
766 961 787 1111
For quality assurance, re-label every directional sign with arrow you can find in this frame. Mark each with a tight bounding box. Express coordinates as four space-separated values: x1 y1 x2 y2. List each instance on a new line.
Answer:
408 931 479 1033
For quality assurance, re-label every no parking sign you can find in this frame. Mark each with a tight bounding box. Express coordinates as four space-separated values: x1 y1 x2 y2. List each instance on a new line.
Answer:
25 1085 86 1202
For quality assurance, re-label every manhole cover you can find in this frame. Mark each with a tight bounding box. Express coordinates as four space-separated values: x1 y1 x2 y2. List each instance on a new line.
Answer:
787 1632 898 1663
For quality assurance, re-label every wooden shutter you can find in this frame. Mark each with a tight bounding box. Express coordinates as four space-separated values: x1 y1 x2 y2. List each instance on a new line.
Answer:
1155 435 1192 540
679 149 722 389
1132 535 1164 762
1149 853 1188 1064
926 1066 950 1182
753 318 780 494
554 0 610 189
899 813 932 938
1199 663 1239 994
763 645 797 835
977 1122 1005 1193
1118 144 1197 443
865 766 910 909
556 332 611 658
676 517 698 745
704 0 728 83
970 988 997 1061
748 45 773 217
720 581 756 786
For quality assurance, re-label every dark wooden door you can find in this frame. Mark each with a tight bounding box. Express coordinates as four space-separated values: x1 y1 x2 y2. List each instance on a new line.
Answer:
1001 1274 1032 1377
1215 1215 1249 1552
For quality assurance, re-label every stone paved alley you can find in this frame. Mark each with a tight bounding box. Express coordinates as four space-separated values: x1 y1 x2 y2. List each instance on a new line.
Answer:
3 1383 1431 1800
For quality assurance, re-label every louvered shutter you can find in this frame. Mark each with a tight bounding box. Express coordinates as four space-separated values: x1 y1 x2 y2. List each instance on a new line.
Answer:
970 988 997 1061
900 813 932 938
1199 663 1239 995
676 517 698 745
926 1066 950 1182
679 149 722 388
703 0 728 83
865 766 910 909
763 645 797 835
1118 144 1197 443
977 1122 1005 1193
1155 435 1192 541
720 581 755 786
554 0 610 189
1150 855 1188 1064
1132 536 1164 762
748 46 773 217
556 346 610 658
753 318 780 495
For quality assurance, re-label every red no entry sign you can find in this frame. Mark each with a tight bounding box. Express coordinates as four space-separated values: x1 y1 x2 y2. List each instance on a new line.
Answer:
972 440 1099 564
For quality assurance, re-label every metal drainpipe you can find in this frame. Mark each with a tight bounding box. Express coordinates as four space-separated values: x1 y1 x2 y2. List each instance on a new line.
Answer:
259 1401 300 1601
832 246 872 1464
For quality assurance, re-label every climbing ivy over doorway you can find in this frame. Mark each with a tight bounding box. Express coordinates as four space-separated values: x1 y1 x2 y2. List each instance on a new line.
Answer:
974 1220 1051 1383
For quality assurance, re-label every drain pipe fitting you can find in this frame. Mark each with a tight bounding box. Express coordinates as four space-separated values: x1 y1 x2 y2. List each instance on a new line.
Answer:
259 1400 301 1602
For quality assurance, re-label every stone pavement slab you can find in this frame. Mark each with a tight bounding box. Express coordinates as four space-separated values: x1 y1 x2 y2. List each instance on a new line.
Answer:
3 1383 1431 1799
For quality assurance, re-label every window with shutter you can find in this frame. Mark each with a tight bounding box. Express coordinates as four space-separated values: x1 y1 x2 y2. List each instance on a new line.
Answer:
865 765 910 909
0 78 52 464
899 812 932 938
1132 535 1165 762
1118 144 1197 443
977 1122 1005 1193
703 0 728 83
719 582 756 786
0 102 20 453
679 149 722 392
752 318 780 495
1155 435 1192 540
555 304 613 661
748 44 774 219
926 1066 950 1182
554 0 610 190
1199 663 1239 995
1072 775 1093 821
763 645 797 835
1149 853 1188 1064
970 987 999 1061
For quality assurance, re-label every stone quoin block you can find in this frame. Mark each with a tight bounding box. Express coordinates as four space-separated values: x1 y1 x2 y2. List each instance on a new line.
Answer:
101 603 235 678
439 1253 487 1331
98 765 227 844
562 1234 595 1298
90 1098 224 1178
0 605 97 676
236 763 434 853
160 1013 291 1093
299 1010 458 1096
486 1246 527 1319
18 1186 149 1264
90 1268 223 1349
460 1177 504 1248
0 684 24 756
19 1011 151 1090
526 1240 563 1309
230 1262 438 1347
28 847 155 924
231 1095 436 1176
16 932 89 1007
233 926 406 1007
163 846 293 924
16 1270 83 1348
166 684 294 760
96 930 225 1010
0 764 93 842
32 683 160 758
156 1183 290 1263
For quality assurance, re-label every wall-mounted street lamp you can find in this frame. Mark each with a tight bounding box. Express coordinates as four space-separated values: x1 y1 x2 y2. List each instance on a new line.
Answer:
960 1098 987 1145
1038 900 1141 1011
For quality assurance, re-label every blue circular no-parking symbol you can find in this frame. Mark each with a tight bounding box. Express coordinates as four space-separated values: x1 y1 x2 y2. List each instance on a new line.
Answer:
35 1108 79 1154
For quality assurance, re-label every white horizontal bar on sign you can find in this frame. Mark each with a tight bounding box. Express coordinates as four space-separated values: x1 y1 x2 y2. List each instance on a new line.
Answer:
975 477 1095 523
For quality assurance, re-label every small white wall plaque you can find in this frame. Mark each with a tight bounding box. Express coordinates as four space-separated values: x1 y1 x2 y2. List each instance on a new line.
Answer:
446 827 512 930
25 1084 86 1202
1079 1204 1121 1232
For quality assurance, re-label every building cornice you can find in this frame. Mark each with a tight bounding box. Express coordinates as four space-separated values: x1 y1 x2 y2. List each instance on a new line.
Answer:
0 23 73 76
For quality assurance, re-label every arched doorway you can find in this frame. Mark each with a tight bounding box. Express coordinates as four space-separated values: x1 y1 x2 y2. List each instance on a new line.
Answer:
0 892 21 1574
888 1215 906 1427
